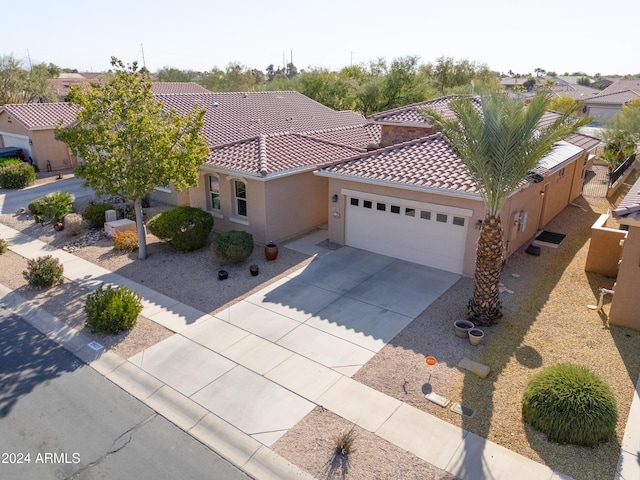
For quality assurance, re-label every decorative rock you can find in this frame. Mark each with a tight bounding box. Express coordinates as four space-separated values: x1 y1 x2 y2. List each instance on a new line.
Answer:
458 357 491 378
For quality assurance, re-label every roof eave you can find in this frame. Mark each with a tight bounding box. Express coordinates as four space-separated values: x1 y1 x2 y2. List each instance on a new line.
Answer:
314 170 482 201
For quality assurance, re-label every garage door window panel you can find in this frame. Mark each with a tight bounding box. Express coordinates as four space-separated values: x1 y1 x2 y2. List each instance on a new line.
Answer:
436 213 448 223
420 211 431 220
350 198 359 206
377 203 386 211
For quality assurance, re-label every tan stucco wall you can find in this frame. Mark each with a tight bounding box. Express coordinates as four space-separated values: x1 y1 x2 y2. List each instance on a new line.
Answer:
584 214 625 277
538 166 575 228
30 129 76 171
378 124 437 148
0 111 28 136
189 170 328 245
502 183 545 257
610 225 640 330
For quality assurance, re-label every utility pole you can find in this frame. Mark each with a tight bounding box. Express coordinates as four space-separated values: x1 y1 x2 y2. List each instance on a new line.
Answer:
141 44 146 68
26 49 33 71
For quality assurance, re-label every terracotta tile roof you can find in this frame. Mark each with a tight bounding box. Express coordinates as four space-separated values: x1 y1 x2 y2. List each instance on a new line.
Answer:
319 133 479 195
564 132 601 152
585 89 640 106
303 123 381 148
550 84 600 100
203 131 365 177
150 82 210 94
1 103 79 130
613 175 640 222
369 95 482 125
157 91 367 147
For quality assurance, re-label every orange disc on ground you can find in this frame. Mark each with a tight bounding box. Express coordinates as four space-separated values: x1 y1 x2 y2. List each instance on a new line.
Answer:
425 356 436 366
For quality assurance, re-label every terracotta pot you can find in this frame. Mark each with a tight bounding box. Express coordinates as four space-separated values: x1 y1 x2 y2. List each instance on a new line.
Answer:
265 243 278 261
453 320 474 338
218 270 228 280
250 265 259 276
468 328 484 346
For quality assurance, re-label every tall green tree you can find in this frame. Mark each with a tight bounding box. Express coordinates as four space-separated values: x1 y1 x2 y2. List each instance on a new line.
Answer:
0 54 58 105
56 57 209 260
423 93 588 324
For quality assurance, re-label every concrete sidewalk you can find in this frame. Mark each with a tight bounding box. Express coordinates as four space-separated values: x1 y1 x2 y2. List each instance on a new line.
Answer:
3 223 634 479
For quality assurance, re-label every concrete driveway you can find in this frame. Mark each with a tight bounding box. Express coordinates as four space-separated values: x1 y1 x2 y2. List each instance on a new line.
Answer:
129 242 460 445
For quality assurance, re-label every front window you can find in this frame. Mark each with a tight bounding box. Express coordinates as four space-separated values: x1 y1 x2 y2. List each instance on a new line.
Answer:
209 175 220 210
234 180 247 217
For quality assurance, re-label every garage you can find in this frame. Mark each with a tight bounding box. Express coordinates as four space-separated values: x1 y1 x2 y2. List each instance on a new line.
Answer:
343 189 472 274
1 132 32 159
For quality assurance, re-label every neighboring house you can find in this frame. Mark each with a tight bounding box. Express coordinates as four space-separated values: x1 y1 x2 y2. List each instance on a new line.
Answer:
49 72 104 102
314 97 600 276
0 103 79 171
609 176 640 330
0 83 211 172
583 79 640 122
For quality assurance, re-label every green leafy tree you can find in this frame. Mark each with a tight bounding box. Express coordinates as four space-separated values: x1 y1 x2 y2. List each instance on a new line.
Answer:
0 54 58 105
548 96 579 115
156 66 197 83
55 57 209 260
423 93 588 324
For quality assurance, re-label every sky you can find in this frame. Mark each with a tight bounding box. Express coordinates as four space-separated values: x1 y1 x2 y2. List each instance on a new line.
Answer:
4 0 639 77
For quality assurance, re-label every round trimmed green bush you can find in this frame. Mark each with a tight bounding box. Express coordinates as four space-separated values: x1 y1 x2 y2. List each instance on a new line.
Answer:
83 202 115 228
22 255 64 288
0 238 8 254
212 231 254 264
522 363 617 447
0 163 36 189
85 284 142 334
147 206 213 252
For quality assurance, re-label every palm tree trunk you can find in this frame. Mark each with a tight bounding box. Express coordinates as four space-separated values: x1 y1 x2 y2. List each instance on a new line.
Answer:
469 214 504 325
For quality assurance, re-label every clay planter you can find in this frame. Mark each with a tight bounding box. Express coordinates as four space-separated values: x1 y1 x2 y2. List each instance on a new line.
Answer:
468 328 485 346
250 265 259 276
218 270 229 281
265 243 278 261
453 319 474 338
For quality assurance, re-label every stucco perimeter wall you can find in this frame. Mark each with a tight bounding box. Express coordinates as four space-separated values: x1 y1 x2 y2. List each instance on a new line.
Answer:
325 178 483 277
610 225 640 330
584 214 625 277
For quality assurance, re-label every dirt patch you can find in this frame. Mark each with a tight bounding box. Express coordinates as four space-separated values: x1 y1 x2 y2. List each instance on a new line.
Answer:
272 407 457 480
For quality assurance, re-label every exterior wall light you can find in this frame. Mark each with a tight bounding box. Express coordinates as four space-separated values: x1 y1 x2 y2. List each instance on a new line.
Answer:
331 194 338 203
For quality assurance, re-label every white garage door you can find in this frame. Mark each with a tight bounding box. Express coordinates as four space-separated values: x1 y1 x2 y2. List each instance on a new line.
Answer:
344 190 471 274
1 133 32 159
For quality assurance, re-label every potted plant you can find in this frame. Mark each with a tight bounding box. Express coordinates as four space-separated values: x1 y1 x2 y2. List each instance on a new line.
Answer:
453 319 474 338
468 328 485 345
265 241 278 261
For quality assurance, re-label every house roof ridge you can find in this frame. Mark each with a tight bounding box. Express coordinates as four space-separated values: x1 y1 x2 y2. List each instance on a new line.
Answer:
258 135 268 176
368 95 475 121
293 131 367 153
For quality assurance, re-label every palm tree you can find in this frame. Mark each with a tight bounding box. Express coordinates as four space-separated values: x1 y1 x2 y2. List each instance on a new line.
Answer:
423 93 588 325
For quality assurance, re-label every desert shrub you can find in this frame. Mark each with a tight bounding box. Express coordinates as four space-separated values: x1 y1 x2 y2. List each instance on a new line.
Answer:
0 163 36 189
0 238 8 254
27 191 74 222
148 206 213 252
63 213 84 236
22 255 64 288
522 363 617 447
0 158 23 168
85 284 142 334
212 230 254 264
334 426 357 456
83 202 115 228
113 230 138 252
